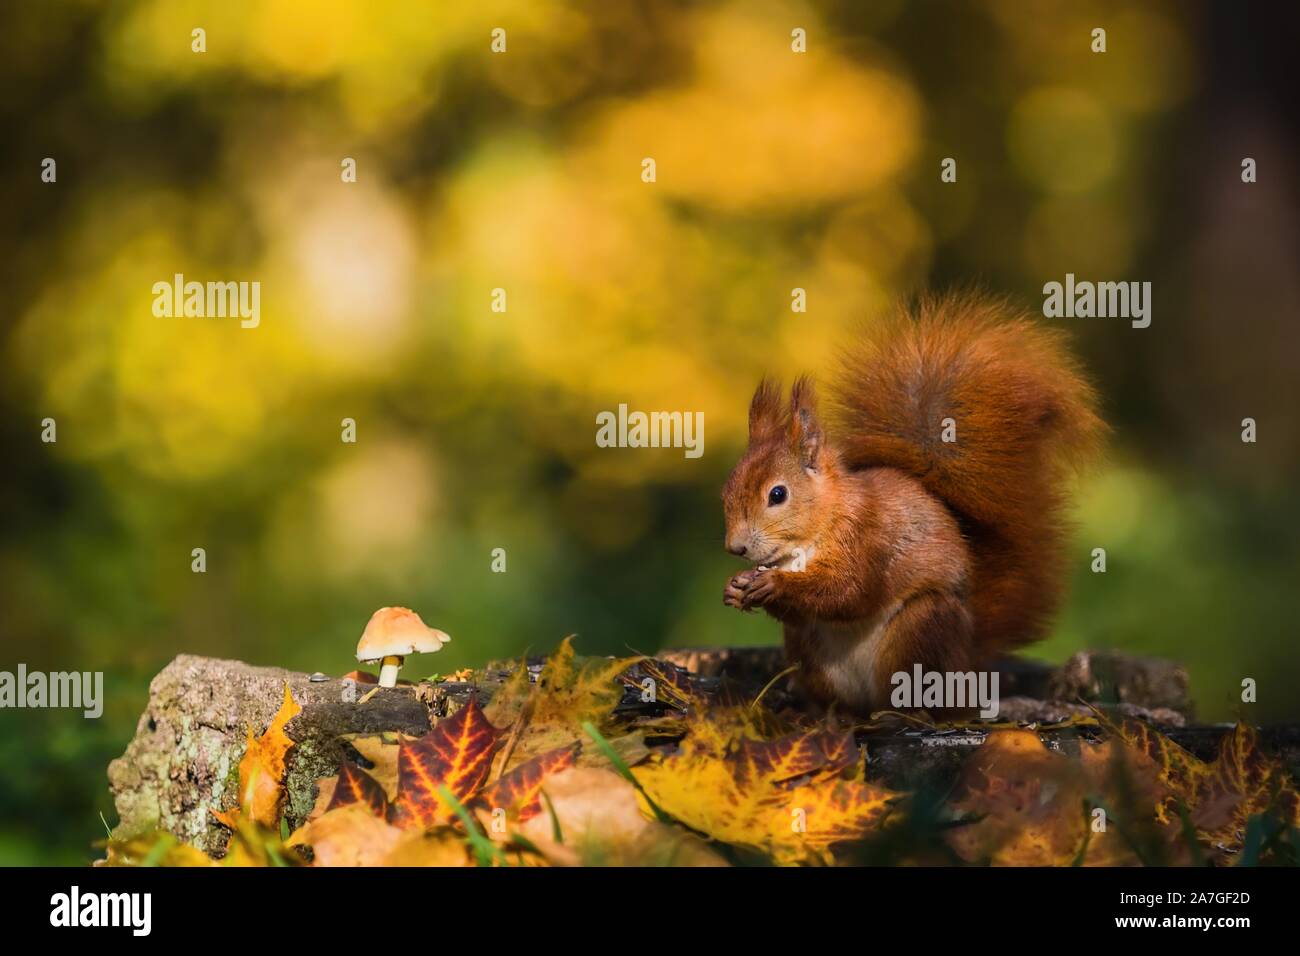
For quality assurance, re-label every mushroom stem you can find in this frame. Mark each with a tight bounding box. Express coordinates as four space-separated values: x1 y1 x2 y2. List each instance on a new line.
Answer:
378 655 404 688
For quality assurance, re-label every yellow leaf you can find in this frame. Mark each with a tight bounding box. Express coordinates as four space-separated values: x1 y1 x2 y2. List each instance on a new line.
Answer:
485 637 644 773
634 714 899 864
381 827 476 867
531 635 642 727
483 657 533 727
220 814 302 867
101 832 214 867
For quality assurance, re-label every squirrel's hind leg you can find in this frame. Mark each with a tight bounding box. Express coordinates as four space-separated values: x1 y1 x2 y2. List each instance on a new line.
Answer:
870 590 976 718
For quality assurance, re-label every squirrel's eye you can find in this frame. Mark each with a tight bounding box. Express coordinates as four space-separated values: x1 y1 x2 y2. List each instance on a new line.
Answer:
767 485 788 506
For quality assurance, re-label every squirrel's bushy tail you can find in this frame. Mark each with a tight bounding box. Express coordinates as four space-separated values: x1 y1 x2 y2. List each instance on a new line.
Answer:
832 291 1105 654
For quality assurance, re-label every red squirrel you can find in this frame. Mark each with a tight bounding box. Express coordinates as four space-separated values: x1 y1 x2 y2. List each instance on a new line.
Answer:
722 292 1105 714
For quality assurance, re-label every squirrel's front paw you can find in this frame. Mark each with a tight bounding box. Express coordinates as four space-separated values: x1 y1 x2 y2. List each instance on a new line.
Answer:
724 569 759 610
740 570 779 610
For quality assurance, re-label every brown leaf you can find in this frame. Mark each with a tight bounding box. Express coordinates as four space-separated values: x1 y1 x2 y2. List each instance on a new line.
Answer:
731 727 858 786
946 729 1106 866
517 767 729 866
220 815 303 867
947 726 1193 866
1112 718 1300 856
519 766 653 848
483 658 534 728
618 659 694 711
531 636 641 726
307 777 337 822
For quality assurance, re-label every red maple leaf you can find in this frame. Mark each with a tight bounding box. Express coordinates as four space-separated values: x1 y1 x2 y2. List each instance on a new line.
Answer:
326 761 389 818
475 743 580 823
390 696 501 829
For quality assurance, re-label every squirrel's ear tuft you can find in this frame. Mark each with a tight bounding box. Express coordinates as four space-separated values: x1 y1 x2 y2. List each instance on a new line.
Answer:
790 376 823 470
748 377 784 444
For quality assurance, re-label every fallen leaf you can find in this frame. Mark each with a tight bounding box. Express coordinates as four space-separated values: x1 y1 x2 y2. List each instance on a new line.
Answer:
326 761 389 817
306 777 337 822
519 766 654 848
220 815 302 867
223 683 302 829
618 659 694 711
286 804 404 867
531 636 641 726
945 729 1111 866
1112 718 1300 857
482 657 534 728
389 695 501 829
943 722 1280 866
381 827 475 867
516 767 729 866
339 730 418 799
101 833 214 867
476 742 580 827
634 717 899 864
484 637 644 774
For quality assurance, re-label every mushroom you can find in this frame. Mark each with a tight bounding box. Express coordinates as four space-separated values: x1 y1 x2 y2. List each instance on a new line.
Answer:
356 607 450 688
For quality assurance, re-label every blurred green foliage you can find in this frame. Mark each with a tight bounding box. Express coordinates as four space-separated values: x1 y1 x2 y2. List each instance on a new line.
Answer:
1 0 1297 864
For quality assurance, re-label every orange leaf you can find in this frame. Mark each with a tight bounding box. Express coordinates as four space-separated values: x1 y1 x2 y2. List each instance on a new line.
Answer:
231 683 301 828
477 742 580 823
945 729 1105 866
286 805 405 867
390 695 501 829
326 762 389 818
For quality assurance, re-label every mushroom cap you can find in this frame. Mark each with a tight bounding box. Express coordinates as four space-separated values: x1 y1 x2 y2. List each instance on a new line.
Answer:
356 607 450 662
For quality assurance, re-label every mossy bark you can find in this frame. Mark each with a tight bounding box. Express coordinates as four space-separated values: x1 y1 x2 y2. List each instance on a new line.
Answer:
107 655 440 854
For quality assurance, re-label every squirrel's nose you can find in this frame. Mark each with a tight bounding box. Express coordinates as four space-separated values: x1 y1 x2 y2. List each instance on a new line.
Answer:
727 541 748 557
